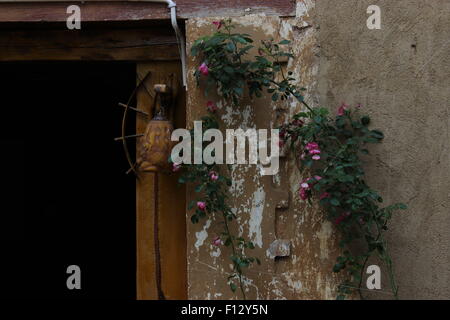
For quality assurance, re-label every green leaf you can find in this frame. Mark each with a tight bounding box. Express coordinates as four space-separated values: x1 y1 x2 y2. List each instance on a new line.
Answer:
397 203 408 210
333 263 344 273
279 39 291 45
234 36 248 44
360 149 369 155
370 130 384 139
239 260 249 268
304 159 313 168
226 41 236 52
313 116 322 123
190 214 199 224
361 116 370 125
330 198 340 206
233 87 244 96
337 256 347 264
296 112 309 118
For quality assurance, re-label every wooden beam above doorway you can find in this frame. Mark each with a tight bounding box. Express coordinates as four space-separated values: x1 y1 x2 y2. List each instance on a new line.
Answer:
0 0 296 23
0 28 180 61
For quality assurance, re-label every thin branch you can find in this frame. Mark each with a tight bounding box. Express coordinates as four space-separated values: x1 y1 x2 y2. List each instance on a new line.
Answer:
114 133 144 141
118 102 149 116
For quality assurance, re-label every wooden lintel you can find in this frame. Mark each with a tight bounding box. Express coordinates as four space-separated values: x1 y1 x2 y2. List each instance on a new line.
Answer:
0 0 296 23
0 28 180 61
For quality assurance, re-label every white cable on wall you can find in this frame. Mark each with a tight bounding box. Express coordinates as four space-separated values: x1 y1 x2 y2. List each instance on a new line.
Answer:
146 0 188 89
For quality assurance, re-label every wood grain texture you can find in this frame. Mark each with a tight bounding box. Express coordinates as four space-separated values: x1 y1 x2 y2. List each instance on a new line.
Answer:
0 0 295 23
136 64 158 300
0 28 180 61
158 63 187 300
136 62 187 300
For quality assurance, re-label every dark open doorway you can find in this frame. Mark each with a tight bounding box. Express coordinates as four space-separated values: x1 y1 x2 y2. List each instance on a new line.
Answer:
0 62 137 299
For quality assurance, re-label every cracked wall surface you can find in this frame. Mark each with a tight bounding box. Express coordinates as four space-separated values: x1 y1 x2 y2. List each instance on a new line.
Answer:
185 0 449 300
186 1 345 300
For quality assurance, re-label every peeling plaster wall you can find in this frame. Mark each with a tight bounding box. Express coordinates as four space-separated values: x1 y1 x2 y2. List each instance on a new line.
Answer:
185 0 449 300
186 1 345 300
316 0 450 299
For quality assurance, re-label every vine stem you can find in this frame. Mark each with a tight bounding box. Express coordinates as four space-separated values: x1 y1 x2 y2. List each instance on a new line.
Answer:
221 210 247 300
358 255 370 300
375 220 399 299
381 236 399 300
269 52 315 114
357 218 398 300
267 78 315 115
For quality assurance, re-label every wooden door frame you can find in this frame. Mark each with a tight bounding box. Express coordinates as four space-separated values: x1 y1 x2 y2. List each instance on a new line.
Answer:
0 23 187 299
136 62 187 300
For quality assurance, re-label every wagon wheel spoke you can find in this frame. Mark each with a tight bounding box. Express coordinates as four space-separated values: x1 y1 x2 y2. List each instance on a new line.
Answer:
118 71 152 177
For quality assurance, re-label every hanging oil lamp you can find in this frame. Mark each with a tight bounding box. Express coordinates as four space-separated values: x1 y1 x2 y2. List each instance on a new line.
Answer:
136 84 174 173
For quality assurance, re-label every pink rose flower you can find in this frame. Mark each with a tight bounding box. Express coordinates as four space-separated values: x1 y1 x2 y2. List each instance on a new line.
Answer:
299 188 308 200
335 215 345 225
337 103 349 116
319 192 330 200
199 62 209 76
209 171 219 181
299 177 317 201
300 176 322 201
306 142 319 151
197 201 206 211
302 178 313 187
212 21 223 29
292 119 304 127
172 163 181 172
312 155 321 160
212 236 222 246
207 101 218 112
335 212 351 225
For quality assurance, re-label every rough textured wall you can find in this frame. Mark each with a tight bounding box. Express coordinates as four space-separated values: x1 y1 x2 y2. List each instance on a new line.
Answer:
185 1 346 300
316 0 450 299
185 0 449 300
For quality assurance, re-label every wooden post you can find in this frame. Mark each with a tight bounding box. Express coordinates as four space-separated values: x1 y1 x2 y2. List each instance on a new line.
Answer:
136 62 187 300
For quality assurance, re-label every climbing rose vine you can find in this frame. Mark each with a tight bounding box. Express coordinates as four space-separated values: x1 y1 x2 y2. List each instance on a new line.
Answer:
174 19 406 300
280 104 407 299
172 108 259 300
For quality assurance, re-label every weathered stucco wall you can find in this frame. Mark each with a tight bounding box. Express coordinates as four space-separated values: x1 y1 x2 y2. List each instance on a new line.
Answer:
185 0 449 300
185 1 347 300
316 0 450 299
